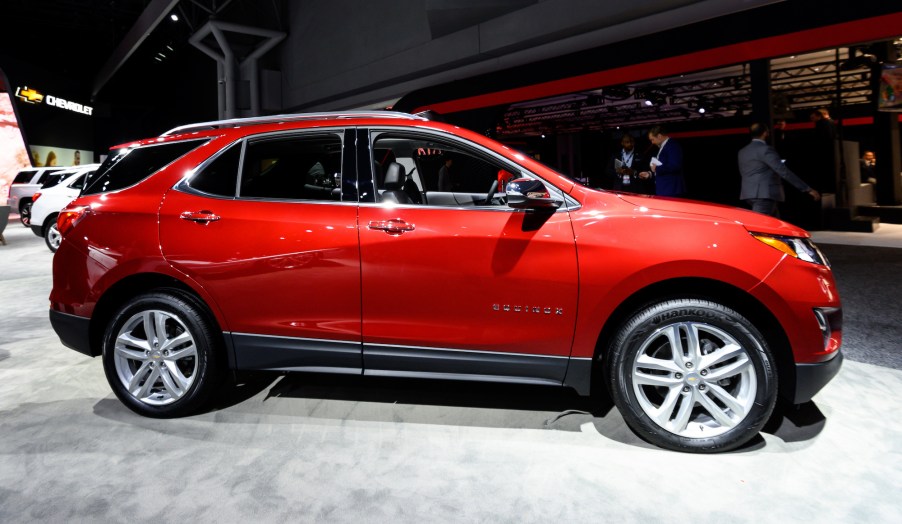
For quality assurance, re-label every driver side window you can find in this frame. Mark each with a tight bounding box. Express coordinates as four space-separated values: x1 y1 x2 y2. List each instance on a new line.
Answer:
371 132 512 208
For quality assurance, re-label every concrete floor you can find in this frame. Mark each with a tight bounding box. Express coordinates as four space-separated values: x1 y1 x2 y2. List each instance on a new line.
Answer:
2 223 902 523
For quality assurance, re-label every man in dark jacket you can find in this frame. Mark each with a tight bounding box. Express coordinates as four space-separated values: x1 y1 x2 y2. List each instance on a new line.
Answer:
738 123 820 217
606 134 651 194
640 126 686 197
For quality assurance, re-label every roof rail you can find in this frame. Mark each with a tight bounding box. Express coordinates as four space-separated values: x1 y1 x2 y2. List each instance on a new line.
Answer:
161 110 428 136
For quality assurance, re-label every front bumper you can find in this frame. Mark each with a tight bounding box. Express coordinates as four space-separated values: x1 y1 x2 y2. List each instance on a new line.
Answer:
49 309 97 357
792 350 843 404
30 224 43 237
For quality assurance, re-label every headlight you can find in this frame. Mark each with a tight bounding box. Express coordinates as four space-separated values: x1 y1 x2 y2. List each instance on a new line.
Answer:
751 233 829 267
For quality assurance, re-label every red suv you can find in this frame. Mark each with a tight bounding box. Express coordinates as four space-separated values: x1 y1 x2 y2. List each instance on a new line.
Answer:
50 111 842 452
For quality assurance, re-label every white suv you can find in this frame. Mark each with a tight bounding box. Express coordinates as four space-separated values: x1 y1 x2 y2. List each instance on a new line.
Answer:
7 167 65 226
30 164 99 251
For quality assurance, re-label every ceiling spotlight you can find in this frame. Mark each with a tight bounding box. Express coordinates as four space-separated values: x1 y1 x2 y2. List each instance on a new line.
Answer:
698 107 706 114
170 13 179 22
541 134 546 139
644 99 654 106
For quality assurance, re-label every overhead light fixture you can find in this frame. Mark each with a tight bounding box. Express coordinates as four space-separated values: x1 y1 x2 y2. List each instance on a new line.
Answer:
644 99 654 106
698 107 706 114
170 14 179 22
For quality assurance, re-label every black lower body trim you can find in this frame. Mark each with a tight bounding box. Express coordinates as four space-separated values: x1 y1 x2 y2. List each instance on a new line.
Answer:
228 333 590 394
49 309 96 357
793 351 843 404
30 224 43 237
562 358 592 396
231 333 362 373
363 343 568 387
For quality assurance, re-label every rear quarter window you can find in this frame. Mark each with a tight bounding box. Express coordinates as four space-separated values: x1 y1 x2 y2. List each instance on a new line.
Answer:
41 172 71 188
83 140 206 195
13 171 36 184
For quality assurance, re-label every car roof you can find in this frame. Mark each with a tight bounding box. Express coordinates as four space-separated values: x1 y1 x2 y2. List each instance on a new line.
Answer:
110 111 434 150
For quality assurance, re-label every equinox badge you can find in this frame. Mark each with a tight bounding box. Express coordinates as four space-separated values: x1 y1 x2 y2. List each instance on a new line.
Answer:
493 304 563 315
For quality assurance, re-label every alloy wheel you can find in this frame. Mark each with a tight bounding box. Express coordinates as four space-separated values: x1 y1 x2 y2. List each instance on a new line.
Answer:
631 321 757 438
113 309 199 405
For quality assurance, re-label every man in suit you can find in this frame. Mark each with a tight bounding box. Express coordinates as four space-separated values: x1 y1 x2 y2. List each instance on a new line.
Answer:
738 123 820 217
606 134 651 194
639 126 686 197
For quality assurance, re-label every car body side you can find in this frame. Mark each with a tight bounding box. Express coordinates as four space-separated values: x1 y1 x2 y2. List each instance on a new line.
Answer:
49 118 841 406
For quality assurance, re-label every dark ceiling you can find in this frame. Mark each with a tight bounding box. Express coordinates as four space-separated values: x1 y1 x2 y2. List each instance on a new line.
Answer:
0 0 284 99
0 0 148 83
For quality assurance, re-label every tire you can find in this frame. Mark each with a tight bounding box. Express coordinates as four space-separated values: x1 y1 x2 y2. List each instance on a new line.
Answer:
44 215 61 252
19 201 32 226
606 298 777 453
102 290 224 417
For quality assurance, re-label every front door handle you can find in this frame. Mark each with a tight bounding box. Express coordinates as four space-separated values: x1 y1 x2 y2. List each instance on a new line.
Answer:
368 218 415 235
180 210 221 225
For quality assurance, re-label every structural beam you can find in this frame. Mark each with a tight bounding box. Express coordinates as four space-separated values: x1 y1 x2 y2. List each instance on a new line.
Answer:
91 0 182 100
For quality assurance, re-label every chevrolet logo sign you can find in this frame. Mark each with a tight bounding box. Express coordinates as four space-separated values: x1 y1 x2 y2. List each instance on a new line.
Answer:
14 86 93 115
15 86 43 104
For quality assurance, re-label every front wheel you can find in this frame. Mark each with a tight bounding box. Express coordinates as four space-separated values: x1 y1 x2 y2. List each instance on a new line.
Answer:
102 291 224 417
606 299 777 453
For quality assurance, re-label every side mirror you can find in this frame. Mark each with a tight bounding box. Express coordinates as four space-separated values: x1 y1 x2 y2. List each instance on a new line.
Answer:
505 178 562 210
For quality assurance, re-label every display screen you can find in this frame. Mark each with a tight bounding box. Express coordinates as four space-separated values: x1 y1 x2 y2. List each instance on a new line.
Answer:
0 91 32 199
878 63 902 112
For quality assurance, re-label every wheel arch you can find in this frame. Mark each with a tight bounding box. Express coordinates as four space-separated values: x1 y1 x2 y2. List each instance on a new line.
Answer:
593 277 796 402
42 212 59 234
89 273 227 362
18 197 33 212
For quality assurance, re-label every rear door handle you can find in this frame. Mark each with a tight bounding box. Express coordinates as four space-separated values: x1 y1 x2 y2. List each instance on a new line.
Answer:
180 211 221 225
368 218 415 235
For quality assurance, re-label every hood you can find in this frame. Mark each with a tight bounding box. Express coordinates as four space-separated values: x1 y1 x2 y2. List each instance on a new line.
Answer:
616 192 809 237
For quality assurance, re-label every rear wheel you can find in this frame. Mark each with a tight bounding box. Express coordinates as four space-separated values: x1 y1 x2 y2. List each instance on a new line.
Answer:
102 291 223 417
606 298 777 453
44 215 61 252
19 201 32 226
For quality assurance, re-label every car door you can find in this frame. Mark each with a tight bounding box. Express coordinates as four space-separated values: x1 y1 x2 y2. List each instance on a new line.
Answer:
159 129 363 373
357 129 579 385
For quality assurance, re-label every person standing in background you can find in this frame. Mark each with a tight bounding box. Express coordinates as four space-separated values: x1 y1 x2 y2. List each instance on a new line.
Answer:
810 107 839 193
739 123 820 217
606 134 651 194
639 126 686 197
438 155 453 191
860 150 877 185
